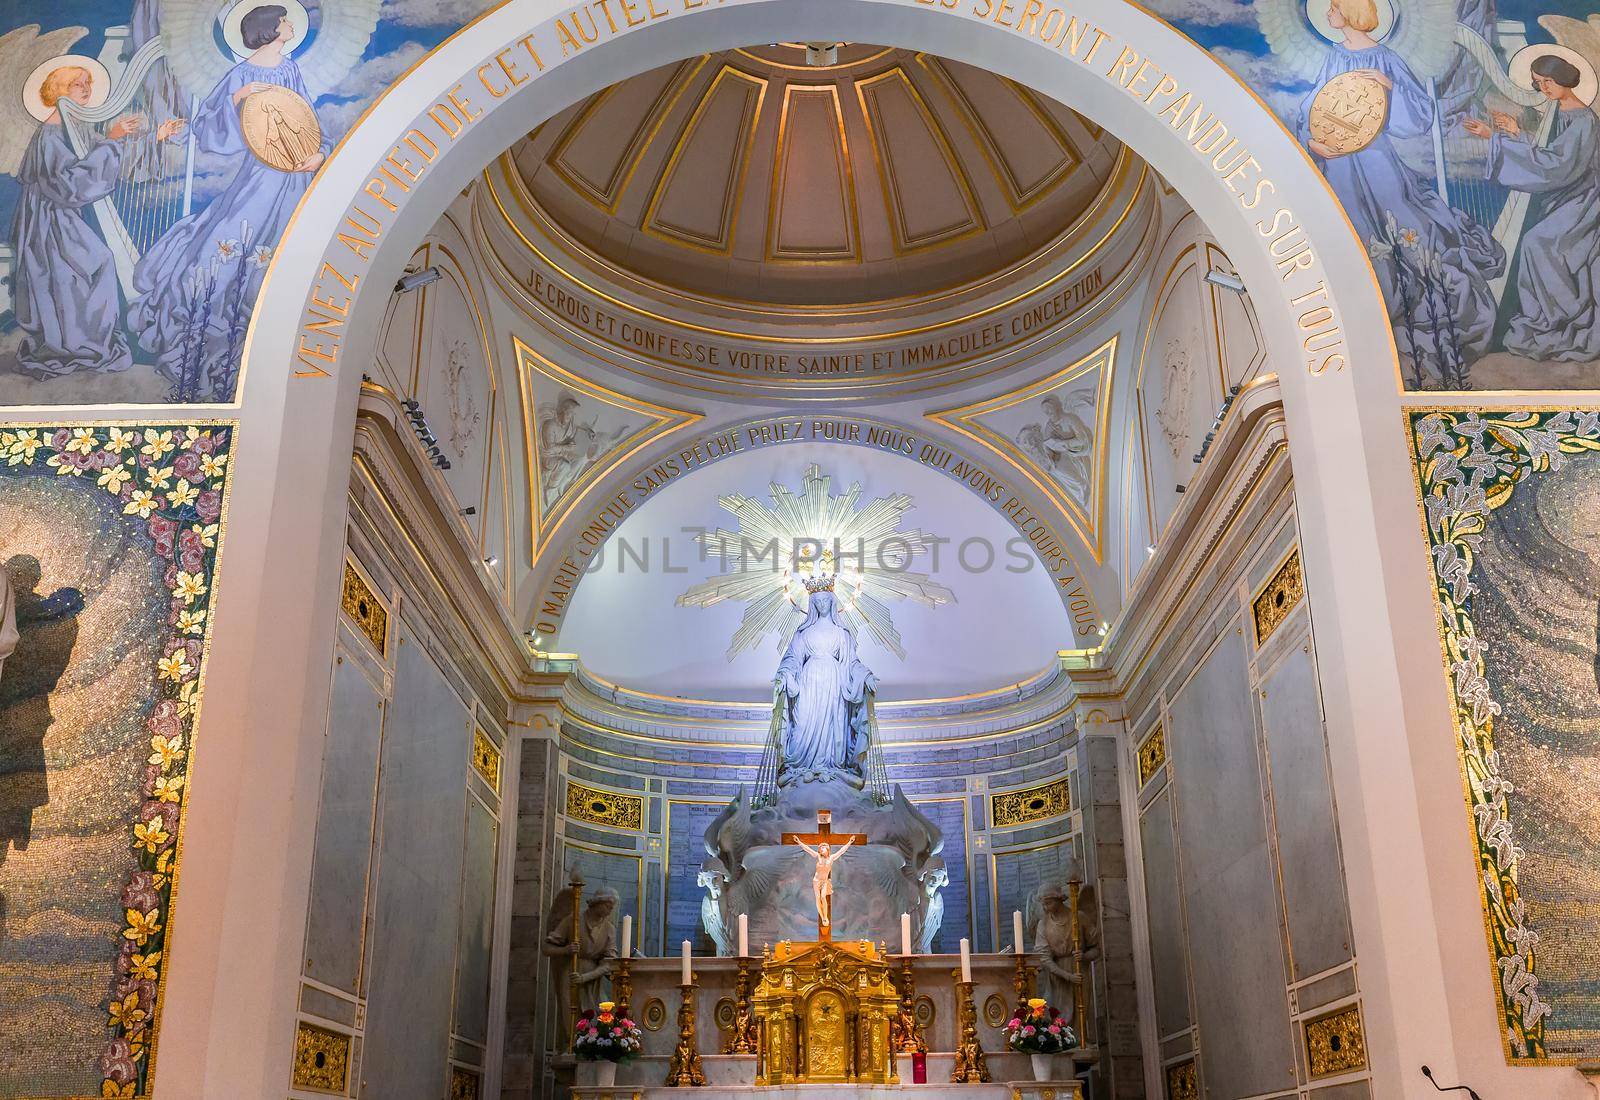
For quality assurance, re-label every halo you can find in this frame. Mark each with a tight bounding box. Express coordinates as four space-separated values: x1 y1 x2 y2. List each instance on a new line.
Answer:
220 0 309 60
1307 0 1396 44
23 55 110 122
1508 43 1597 107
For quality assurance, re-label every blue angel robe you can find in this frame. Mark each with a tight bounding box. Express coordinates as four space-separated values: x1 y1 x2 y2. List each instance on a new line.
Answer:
9 122 133 376
1298 44 1504 382
128 56 328 395
1488 107 1600 362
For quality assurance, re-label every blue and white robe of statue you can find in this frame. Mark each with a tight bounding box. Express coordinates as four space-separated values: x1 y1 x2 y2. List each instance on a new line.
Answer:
1488 107 1600 362
1297 44 1504 381
128 57 329 394
9 122 133 377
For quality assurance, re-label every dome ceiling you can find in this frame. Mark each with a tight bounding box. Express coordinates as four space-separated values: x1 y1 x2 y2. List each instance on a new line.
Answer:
507 43 1122 307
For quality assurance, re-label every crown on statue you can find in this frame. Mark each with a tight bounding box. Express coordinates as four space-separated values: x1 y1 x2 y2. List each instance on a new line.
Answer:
803 573 836 592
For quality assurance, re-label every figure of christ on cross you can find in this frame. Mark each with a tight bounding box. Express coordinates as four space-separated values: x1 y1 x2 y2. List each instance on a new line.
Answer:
780 810 869 940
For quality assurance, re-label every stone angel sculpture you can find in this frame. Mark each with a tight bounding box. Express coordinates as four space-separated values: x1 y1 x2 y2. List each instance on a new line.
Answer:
1026 862 1100 1021
541 882 619 1047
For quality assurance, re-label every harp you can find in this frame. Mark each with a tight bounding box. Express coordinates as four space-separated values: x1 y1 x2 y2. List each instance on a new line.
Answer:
57 36 197 295
1428 25 1553 301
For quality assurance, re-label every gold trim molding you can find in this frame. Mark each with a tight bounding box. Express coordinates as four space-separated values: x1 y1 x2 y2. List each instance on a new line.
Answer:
1305 1004 1367 1079
340 560 388 656
450 1065 482 1100
291 1022 352 1093
1136 726 1166 789
991 779 1070 828
1165 1058 1197 1100
1251 546 1305 646
565 780 645 830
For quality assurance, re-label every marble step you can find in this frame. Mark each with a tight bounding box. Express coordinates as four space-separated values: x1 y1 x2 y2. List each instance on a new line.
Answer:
569 1051 1086 1096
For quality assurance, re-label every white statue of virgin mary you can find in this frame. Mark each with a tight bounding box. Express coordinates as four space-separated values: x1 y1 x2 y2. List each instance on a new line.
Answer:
773 581 877 787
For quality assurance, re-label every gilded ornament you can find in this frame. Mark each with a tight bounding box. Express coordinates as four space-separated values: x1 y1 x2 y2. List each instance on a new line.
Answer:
714 996 738 1031
450 1066 481 1100
913 995 936 1030
991 779 1070 828
751 939 899 1085
1136 726 1167 788
1252 548 1304 646
239 85 323 171
291 1022 351 1092
1304 1005 1367 1078
983 992 1009 1028
340 561 388 655
1307 71 1388 156
1165 1058 1198 1100
565 780 644 830
471 727 501 789
642 996 668 1031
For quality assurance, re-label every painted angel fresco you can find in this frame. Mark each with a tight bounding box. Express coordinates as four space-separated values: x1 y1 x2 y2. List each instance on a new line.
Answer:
128 0 378 400
0 26 183 380
1255 0 1600 388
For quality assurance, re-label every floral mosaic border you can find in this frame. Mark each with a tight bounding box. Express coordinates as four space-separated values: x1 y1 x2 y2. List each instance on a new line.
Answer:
0 423 234 1098
1408 407 1600 1064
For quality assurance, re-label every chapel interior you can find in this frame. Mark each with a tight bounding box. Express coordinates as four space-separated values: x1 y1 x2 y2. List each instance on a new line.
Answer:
6 5 1597 1099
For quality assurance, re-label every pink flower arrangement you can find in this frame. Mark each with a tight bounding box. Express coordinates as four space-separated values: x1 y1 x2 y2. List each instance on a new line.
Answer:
1004 997 1076 1054
574 1002 644 1062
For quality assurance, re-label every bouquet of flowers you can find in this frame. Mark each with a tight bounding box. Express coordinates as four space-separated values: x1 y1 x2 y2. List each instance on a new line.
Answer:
573 1001 644 1062
1004 998 1076 1053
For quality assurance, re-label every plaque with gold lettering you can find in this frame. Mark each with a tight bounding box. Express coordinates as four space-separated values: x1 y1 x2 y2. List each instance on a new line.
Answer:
240 85 322 171
1307 70 1389 156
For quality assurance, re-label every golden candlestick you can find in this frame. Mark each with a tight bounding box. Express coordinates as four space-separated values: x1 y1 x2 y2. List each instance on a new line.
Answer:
611 956 633 1022
950 978 989 1083
568 873 584 1043
1012 950 1037 1020
890 955 924 1053
725 957 759 1054
1069 878 1086 1043
666 981 707 1087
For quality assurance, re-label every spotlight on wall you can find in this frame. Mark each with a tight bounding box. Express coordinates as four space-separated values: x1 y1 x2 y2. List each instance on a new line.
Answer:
394 266 442 294
804 41 840 66
400 398 452 470
1204 268 1247 293
483 555 499 568
460 506 477 516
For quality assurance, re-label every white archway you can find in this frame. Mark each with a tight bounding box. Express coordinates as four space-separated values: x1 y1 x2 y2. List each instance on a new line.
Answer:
169 2 1482 1096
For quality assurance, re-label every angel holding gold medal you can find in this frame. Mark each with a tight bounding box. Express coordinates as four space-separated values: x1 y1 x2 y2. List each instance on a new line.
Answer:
1260 0 1505 383
127 0 377 396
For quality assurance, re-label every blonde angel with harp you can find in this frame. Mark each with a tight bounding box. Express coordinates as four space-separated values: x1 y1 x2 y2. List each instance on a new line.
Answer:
1 28 184 378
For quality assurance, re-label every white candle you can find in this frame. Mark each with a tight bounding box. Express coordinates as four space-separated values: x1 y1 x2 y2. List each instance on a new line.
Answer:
621 915 632 959
900 912 912 957
681 939 692 985
959 937 972 983
1013 910 1025 955
738 913 749 957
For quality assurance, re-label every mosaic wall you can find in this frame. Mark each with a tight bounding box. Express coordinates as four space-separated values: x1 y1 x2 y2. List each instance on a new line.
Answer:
0 423 232 1098
1152 0 1600 391
1411 408 1600 1063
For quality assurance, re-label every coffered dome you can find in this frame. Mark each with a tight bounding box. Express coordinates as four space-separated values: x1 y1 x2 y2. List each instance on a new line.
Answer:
505 43 1123 307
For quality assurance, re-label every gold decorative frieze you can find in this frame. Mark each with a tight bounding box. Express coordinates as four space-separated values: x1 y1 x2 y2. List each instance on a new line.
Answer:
1136 727 1167 788
1305 1004 1367 1078
1252 547 1304 646
1165 1058 1197 1100
991 779 1070 828
471 727 501 790
291 1021 351 1093
340 560 388 656
565 780 645 830
450 1066 481 1100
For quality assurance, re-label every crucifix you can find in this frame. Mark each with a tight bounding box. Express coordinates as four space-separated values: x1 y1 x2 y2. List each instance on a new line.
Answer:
780 809 868 941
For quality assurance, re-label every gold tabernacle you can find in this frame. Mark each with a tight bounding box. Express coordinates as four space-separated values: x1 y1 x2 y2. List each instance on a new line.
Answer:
752 939 899 1085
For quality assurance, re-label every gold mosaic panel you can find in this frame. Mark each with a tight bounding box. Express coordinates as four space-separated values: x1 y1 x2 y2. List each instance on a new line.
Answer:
340 560 388 655
1165 1058 1197 1100
471 727 501 790
991 779 1069 828
291 1022 351 1093
1251 547 1304 646
450 1066 481 1100
1305 1004 1366 1078
1136 726 1167 788
565 780 645 830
